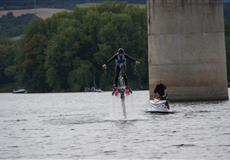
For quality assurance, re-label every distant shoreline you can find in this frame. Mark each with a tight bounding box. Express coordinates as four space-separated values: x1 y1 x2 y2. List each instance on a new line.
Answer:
0 8 70 19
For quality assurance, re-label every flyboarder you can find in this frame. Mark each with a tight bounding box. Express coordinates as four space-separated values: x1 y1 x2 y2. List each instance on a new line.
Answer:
102 48 140 95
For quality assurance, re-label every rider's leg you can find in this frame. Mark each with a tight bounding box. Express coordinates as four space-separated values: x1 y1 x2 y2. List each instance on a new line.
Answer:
114 66 120 87
123 65 132 94
123 65 128 86
160 96 169 109
123 74 132 94
112 66 120 95
124 74 128 86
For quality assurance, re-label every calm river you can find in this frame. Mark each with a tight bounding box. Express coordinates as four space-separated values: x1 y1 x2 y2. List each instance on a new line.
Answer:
0 90 230 159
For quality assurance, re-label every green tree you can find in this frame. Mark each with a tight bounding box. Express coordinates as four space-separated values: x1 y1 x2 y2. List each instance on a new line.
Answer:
0 39 17 84
17 18 49 92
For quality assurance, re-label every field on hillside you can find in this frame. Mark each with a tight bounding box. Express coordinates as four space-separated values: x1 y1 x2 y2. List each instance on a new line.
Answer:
0 8 69 19
76 3 146 8
0 2 146 19
76 3 100 8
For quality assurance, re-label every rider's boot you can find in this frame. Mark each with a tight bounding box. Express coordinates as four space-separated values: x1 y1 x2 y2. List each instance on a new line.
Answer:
112 87 119 96
114 88 119 96
125 86 132 95
112 84 116 95
112 87 116 95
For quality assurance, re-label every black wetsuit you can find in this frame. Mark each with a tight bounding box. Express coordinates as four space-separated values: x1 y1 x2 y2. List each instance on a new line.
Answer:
154 83 167 100
105 53 136 87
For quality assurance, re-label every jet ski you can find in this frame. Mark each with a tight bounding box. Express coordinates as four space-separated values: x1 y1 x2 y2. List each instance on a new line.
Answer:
146 99 174 114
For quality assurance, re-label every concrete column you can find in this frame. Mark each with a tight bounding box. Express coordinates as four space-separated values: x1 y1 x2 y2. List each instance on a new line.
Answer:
147 0 228 101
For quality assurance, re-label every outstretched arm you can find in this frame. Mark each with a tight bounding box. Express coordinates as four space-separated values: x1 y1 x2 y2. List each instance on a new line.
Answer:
105 53 117 65
102 53 117 70
125 54 136 62
125 54 140 64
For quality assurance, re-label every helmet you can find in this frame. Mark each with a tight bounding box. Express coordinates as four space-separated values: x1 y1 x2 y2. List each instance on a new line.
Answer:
118 48 124 54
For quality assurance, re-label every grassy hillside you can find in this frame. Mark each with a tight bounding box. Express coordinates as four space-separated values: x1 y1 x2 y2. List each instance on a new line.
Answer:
76 2 145 8
0 8 70 19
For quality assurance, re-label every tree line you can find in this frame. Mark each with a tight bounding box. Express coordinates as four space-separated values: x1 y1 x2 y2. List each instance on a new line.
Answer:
0 3 148 92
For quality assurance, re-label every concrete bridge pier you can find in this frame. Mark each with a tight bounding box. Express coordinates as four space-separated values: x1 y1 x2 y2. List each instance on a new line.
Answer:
147 0 228 101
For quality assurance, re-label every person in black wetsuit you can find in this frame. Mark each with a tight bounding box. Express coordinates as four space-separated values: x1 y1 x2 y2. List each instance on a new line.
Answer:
154 80 169 108
154 80 167 100
102 48 140 95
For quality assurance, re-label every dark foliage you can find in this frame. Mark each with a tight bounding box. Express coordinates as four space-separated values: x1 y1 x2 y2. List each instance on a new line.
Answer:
0 12 38 38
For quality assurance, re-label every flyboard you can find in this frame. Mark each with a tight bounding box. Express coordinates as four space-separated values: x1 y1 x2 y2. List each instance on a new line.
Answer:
146 99 174 114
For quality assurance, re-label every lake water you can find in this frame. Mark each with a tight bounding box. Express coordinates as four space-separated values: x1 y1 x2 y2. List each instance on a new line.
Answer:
0 90 230 159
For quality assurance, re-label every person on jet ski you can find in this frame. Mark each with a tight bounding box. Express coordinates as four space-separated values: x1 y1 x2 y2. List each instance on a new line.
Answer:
102 48 140 95
154 80 169 108
154 80 167 100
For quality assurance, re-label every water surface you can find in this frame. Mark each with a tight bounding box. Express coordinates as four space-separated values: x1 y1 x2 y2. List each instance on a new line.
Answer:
0 91 230 159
